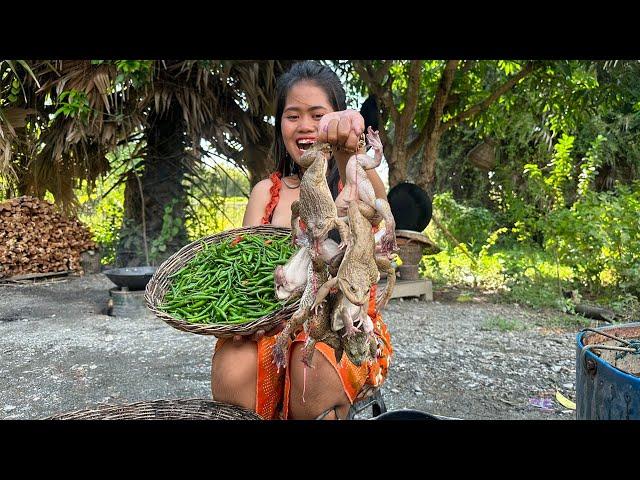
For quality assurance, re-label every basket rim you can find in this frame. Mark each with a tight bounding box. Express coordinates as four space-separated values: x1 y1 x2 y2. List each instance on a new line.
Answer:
45 398 264 420
145 225 300 337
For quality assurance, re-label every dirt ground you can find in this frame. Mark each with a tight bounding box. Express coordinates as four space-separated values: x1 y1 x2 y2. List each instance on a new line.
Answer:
0 273 594 420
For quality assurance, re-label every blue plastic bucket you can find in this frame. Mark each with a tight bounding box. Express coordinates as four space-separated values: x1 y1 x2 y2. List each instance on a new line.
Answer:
576 323 640 420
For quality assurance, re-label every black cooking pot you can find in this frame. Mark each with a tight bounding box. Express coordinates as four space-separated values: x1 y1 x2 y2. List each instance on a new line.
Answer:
103 266 157 291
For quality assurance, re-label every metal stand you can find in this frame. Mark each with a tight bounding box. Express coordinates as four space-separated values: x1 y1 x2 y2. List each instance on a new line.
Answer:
346 388 387 420
379 277 433 301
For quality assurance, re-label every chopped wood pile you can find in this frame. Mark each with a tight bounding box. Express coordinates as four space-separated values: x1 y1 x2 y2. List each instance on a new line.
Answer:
0 196 97 278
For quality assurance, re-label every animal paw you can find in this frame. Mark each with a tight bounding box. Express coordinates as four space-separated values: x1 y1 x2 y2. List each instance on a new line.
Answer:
366 126 382 152
381 233 399 255
272 344 287 371
339 237 354 251
301 349 314 368
342 324 362 337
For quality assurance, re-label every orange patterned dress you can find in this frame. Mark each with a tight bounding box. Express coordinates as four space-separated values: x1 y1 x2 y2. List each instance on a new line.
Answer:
215 172 393 419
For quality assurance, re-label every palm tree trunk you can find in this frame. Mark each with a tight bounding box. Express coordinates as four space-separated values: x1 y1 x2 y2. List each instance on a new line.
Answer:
116 101 189 267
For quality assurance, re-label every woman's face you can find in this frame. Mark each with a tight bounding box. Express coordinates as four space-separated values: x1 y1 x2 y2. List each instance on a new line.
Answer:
281 81 334 166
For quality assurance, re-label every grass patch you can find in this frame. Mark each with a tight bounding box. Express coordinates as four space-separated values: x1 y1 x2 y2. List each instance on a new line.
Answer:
480 315 529 332
456 292 474 302
541 314 591 330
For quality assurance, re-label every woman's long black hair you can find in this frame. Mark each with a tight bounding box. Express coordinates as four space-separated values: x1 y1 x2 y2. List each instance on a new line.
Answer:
273 61 345 200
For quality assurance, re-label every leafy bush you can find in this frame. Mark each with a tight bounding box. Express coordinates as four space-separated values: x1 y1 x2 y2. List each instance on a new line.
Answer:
76 182 125 266
186 196 247 239
430 191 497 253
547 182 640 296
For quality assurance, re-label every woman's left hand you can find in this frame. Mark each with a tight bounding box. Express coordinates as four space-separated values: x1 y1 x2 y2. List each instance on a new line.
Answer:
318 109 364 153
231 320 286 343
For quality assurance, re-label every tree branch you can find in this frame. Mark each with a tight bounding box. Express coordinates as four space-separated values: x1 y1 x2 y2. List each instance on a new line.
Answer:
407 60 460 158
439 61 539 133
353 61 398 122
393 60 424 153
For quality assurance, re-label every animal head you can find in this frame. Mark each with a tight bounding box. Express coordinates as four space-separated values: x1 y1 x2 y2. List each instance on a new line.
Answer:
274 265 290 300
307 216 334 242
338 275 370 306
298 142 331 168
344 331 374 367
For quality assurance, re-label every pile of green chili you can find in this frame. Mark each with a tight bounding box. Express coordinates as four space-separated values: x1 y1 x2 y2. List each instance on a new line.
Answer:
159 234 295 325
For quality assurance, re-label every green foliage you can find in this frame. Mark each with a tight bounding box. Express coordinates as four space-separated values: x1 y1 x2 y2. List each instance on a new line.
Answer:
77 182 124 265
608 294 640 323
546 133 575 207
75 144 141 265
149 199 183 262
186 196 247 240
523 133 576 209
548 182 640 296
183 163 249 239
434 124 493 207
420 245 506 291
420 241 576 310
114 60 154 89
0 60 40 105
577 134 607 197
430 192 497 253
53 90 92 122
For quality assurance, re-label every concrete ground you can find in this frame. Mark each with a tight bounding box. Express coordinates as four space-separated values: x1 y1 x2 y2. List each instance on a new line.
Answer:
0 273 583 420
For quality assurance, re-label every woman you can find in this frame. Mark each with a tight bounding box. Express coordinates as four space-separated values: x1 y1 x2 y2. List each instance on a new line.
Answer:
210 61 393 420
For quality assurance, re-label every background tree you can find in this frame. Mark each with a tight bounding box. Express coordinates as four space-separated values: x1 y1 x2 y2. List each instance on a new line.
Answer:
0 60 293 266
345 60 541 193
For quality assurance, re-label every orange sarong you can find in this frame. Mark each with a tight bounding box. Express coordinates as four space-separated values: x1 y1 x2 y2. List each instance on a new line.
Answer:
214 284 393 419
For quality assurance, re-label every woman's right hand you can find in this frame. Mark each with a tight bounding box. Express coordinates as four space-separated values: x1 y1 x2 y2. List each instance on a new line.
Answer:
318 109 365 153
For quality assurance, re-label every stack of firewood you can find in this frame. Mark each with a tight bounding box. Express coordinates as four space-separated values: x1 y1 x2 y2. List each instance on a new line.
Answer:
0 196 97 278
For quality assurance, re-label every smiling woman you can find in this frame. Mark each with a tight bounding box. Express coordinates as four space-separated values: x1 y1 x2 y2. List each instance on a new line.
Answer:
210 61 393 420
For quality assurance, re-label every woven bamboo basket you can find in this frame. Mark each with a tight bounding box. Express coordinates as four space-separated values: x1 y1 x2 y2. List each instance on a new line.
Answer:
46 398 262 420
145 225 300 337
467 139 497 171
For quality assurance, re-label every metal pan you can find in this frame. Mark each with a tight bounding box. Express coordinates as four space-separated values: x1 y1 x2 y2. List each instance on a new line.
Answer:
103 266 157 291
